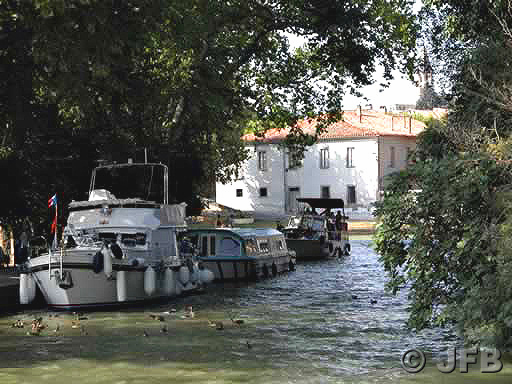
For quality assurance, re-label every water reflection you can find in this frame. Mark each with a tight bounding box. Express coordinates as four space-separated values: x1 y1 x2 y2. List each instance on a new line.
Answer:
0 241 510 383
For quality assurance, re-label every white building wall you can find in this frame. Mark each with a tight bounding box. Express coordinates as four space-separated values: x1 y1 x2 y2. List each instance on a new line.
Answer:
215 143 286 214
285 138 379 207
378 136 417 189
216 138 381 216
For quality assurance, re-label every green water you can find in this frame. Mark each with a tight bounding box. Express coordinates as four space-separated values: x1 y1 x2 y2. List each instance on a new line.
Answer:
0 240 510 383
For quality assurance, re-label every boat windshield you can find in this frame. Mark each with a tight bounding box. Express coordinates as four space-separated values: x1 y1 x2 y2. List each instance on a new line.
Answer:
91 164 166 203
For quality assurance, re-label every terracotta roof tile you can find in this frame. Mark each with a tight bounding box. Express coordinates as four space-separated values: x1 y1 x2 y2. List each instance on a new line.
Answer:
242 110 426 142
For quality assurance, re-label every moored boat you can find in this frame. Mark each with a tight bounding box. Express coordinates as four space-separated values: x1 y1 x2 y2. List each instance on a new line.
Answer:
282 198 350 260
182 228 296 281
19 162 214 309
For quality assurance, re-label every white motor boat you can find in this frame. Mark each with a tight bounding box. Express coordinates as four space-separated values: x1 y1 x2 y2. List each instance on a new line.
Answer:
19 162 214 309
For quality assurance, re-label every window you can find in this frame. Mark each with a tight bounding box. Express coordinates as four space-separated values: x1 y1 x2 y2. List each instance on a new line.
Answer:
245 239 258 255
201 236 208 256
274 239 284 251
346 147 355 168
347 185 356 205
236 189 243 197
287 151 302 169
320 147 329 169
258 240 270 253
321 186 330 199
258 151 267 171
219 237 241 256
389 146 395 168
259 187 268 197
209 236 216 256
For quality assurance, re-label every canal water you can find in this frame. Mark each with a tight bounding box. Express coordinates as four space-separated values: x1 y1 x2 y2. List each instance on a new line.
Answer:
0 240 510 383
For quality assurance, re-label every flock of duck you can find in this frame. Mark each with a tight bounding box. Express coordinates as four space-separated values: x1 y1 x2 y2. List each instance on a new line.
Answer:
9 305 249 343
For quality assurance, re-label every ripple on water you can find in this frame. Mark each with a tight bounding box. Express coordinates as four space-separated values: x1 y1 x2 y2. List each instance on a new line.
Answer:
2 240 507 384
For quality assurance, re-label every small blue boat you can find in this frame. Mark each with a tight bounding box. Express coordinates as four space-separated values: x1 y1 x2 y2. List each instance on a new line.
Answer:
181 228 296 281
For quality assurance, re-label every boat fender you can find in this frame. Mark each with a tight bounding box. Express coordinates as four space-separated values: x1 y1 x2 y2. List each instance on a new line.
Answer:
144 265 156 296
190 264 200 283
271 263 278 276
344 243 351 255
319 235 325 245
199 269 215 284
19 273 30 304
163 268 176 296
92 251 104 273
175 279 182 296
328 242 334 255
102 247 113 277
262 264 269 278
117 270 127 302
179 266 190 284
289 259 295 272
110 243 123 259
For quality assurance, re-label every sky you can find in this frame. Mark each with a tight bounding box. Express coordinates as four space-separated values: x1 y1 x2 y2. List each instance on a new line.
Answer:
287 0 423 110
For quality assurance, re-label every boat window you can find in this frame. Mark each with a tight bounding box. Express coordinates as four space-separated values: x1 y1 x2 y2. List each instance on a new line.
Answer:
258 240 270 253
98 232 117 243
312 218 324 231
210 236 216 256
219 237 241 256
121 233 146 247
201 236 208 256
274 238 284 251
245 239 258 255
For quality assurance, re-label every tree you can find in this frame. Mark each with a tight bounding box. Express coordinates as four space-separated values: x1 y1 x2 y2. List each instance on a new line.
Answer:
376 1 512 347
1 1 419 231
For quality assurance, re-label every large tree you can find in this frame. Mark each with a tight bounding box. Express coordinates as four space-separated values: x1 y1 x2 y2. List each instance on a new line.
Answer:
0 0 418 232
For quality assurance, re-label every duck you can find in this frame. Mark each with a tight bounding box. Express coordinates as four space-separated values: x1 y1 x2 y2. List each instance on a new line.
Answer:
230 317 244 326
181 306 195 319
207 320 224 330
11 319 24 328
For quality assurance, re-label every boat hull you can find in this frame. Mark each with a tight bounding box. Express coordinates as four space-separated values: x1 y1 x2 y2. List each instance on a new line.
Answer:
27 255 200 309
286 239 350 260
199 254 293 281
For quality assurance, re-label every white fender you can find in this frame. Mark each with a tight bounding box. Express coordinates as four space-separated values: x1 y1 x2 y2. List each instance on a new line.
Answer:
175 280 182 296
144 266 156 296
102 247 113 277
27 274 36 303
163 268 176 296
199 269 215 284
190 265 200 283
19 273 29 304
178 266 190 284
116 270 127 302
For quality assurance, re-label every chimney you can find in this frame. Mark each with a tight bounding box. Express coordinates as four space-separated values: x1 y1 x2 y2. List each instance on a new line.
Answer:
357 105 362 123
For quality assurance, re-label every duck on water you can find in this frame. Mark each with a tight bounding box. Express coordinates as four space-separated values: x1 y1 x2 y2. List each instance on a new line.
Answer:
19 161 215 310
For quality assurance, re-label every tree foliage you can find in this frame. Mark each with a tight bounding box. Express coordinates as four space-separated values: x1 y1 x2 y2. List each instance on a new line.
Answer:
0 1 418 235
376 1 512 347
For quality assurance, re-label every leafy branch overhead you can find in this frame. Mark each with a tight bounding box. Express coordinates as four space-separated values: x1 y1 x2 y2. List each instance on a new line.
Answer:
0 0 418 228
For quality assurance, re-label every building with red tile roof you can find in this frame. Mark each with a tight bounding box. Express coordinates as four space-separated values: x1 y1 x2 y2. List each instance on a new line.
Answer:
216 109 427 217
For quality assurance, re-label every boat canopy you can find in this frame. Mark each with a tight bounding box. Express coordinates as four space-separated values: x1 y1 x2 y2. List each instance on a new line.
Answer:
186 228 283 239
296 198 344 209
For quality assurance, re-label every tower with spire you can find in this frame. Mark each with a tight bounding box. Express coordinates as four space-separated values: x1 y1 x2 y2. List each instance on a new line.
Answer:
416 47 433 97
